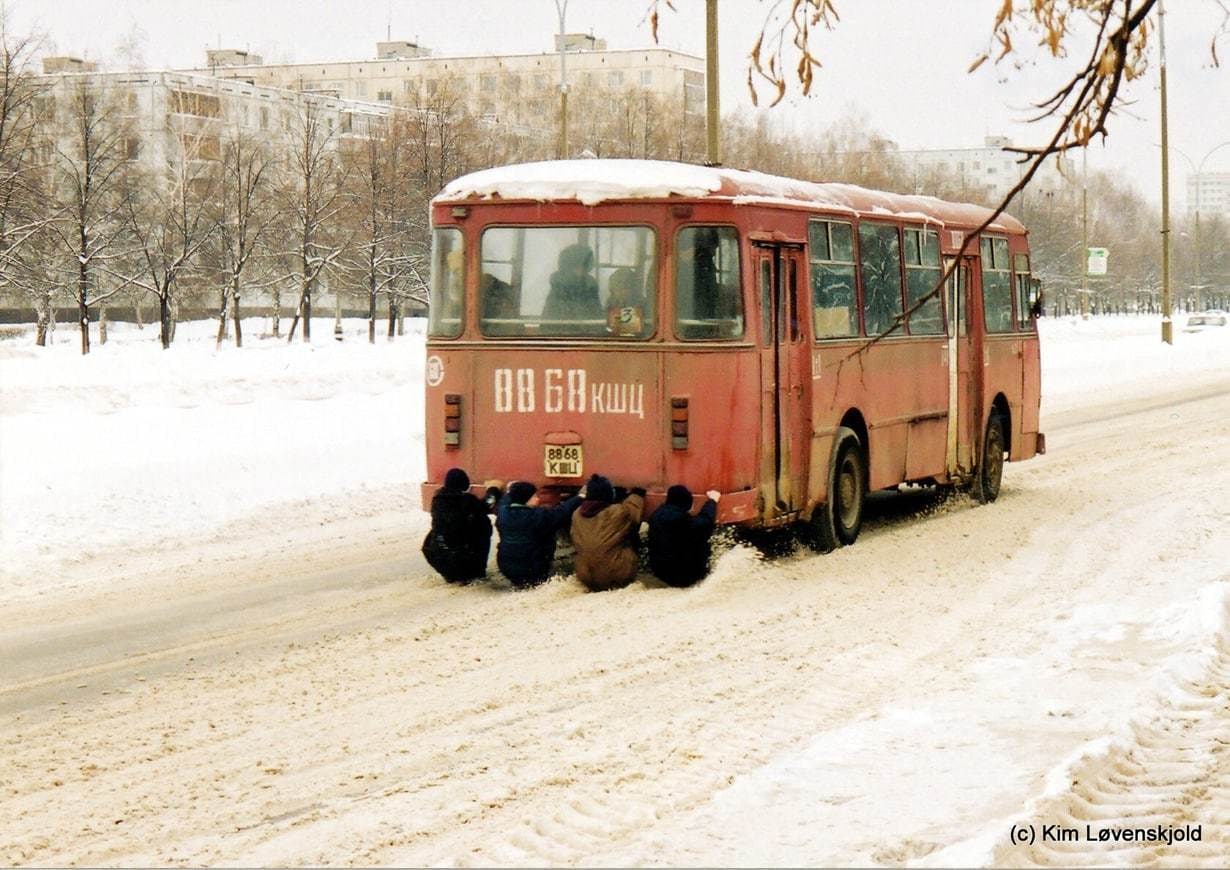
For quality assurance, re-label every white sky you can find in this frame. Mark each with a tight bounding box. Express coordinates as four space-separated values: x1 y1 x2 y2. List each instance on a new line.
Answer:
17 0 1230 208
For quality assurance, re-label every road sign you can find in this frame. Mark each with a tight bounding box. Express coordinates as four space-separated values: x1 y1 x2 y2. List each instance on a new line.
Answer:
1087 247 1109 277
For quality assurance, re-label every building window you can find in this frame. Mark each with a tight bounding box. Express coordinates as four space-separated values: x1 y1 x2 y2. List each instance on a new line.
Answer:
259 106 269 129
404 79 416 93
480 74 496 92
377 90 393 102
640 70 653 86
533 73 548 89
607 71 624 87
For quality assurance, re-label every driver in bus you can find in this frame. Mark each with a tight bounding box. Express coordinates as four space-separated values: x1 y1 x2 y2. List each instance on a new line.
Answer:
543 243 603 325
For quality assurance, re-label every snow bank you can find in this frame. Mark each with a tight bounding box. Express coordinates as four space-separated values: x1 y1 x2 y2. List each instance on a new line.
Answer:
0 318 424 598
1038 314 1230 414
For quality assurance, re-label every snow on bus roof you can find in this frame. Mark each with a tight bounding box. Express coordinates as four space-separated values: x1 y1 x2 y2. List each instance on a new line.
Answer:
437 158 1025 232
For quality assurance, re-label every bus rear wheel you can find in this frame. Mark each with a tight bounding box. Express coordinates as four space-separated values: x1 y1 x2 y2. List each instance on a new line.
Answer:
973 414 1006 504
803 426 866 552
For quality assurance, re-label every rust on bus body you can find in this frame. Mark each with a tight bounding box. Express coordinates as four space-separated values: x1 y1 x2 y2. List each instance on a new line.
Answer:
421 161 1042 527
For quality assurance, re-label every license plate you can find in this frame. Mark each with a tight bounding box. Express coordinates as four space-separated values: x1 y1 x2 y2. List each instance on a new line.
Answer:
544 444 583 478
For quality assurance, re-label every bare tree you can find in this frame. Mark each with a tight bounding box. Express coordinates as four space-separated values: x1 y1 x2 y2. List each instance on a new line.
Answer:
276 98 352 343
212 126 278 347
0 21 60 343
341 114 423 343
45 77 136 354
122 131 218 348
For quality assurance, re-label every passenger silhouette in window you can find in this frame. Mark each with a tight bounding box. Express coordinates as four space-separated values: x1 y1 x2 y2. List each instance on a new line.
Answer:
605 267 645 336
543 243 602 322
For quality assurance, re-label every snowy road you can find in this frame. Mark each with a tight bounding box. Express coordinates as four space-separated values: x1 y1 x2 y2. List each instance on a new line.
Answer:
3 333 1228 866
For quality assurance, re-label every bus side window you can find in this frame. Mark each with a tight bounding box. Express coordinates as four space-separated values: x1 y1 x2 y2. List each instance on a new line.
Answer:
858 222 904 337
760 259 772 347
675 226 744 340
808 220 857 339
904 228 944 335
1014 253 1035 330
981 237 1014 333
428 227 464 338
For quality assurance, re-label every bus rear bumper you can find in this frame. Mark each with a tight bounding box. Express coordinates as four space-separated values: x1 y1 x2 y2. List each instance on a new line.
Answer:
419 482 760 525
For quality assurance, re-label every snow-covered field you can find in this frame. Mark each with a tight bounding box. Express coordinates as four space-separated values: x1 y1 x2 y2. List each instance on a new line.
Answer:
1 313 1228 866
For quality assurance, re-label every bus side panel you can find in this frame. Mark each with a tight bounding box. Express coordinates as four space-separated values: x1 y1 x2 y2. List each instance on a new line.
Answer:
983 334 1025 458
1020 331 1041 459
808 341 859 507
904 337 950 481
662 349 762 499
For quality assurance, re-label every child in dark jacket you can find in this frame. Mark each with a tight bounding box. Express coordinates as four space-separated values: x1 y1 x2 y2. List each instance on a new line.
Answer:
647 485 720 587
422 468 502 584
495 481 584 588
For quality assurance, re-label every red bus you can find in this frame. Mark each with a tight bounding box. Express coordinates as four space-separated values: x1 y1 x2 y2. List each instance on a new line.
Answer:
421 159 1043 550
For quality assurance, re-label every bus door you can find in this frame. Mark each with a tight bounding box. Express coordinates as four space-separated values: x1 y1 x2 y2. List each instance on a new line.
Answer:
945 255 981 478
755 243 809 516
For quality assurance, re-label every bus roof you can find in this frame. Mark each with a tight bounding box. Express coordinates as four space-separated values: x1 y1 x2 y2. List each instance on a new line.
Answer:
436 158 1025 233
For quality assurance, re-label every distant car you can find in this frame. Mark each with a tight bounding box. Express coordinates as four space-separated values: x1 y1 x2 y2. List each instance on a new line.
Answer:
1183 313 1227 332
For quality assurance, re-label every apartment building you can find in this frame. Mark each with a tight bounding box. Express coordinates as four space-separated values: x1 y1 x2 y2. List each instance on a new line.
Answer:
894 136 1077 204
182 35 707 127
35 60 391 174
1187 172 1230 218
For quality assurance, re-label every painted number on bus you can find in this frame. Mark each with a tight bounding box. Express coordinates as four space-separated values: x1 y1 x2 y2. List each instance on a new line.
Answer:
494 368 645 418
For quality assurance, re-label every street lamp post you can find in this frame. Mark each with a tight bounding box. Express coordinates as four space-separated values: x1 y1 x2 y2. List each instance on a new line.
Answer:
705 0 720 165
1081 146 1089 318
554 0 569 160
1166 141 1230 311
1159 0 1173 343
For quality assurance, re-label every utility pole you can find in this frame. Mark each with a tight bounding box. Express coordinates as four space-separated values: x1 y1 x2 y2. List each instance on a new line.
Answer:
1159 0 1173 344
1081 146 1089 319
705 0 720 165
555 0 569 160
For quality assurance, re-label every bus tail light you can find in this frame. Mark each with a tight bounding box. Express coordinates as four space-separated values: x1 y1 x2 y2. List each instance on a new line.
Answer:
444 393 462 447
671 397 689 450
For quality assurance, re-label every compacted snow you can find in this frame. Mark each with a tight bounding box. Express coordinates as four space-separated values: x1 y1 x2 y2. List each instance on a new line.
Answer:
1 312 1228 866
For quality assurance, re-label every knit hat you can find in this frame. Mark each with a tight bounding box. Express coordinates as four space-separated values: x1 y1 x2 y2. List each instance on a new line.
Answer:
508 481 537 505
666 484 693 509
586 474 614 503
443 467 471 491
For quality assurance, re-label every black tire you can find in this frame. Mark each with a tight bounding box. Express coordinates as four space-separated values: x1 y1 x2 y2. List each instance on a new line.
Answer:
973 414 1006 504
802 426 866 552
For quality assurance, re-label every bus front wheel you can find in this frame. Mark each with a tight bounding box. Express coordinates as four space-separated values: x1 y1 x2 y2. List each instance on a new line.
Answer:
803 426 866 552
973 415 1006 504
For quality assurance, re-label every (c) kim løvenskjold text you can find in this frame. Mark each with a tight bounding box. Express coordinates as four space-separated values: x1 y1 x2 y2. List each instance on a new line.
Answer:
1042 824 1201 845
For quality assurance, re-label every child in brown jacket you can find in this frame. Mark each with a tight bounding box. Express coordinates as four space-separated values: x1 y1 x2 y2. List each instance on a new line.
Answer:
570 474 645 591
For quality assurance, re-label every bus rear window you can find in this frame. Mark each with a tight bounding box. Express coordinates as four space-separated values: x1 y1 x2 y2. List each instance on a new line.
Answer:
675 226 743 340
478 226 657 338
428 227 464 338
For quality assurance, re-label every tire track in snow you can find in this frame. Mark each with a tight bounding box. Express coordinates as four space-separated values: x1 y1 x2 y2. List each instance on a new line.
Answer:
989 586 1230 868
